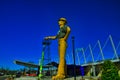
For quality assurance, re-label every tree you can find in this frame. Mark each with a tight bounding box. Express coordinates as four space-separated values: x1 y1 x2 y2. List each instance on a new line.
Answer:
101 60 120 80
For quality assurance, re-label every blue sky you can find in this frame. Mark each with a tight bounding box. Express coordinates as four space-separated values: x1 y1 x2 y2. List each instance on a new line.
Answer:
0 0 120 70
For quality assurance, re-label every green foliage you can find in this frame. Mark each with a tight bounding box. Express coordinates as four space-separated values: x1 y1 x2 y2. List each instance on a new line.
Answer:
101 60 120 80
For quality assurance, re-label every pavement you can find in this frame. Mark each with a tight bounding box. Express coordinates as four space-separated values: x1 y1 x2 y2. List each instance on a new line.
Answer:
14 76 98 80
0 75 11 80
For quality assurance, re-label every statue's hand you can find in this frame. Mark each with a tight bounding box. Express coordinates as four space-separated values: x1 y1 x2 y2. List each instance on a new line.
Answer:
44 36 50 40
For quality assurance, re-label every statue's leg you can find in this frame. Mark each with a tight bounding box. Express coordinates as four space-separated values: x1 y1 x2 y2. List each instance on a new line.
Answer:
52 39 67 80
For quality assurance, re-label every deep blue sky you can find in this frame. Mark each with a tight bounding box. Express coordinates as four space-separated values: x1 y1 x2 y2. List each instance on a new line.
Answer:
0 0 120 70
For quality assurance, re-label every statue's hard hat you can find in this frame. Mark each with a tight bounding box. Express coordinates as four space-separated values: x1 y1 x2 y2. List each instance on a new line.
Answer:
58 17 67 24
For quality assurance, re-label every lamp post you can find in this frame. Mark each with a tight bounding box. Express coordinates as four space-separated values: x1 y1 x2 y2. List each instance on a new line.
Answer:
72 36 76 80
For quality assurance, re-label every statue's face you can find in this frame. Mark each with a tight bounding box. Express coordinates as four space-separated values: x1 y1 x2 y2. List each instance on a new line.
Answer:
58 20 65 26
